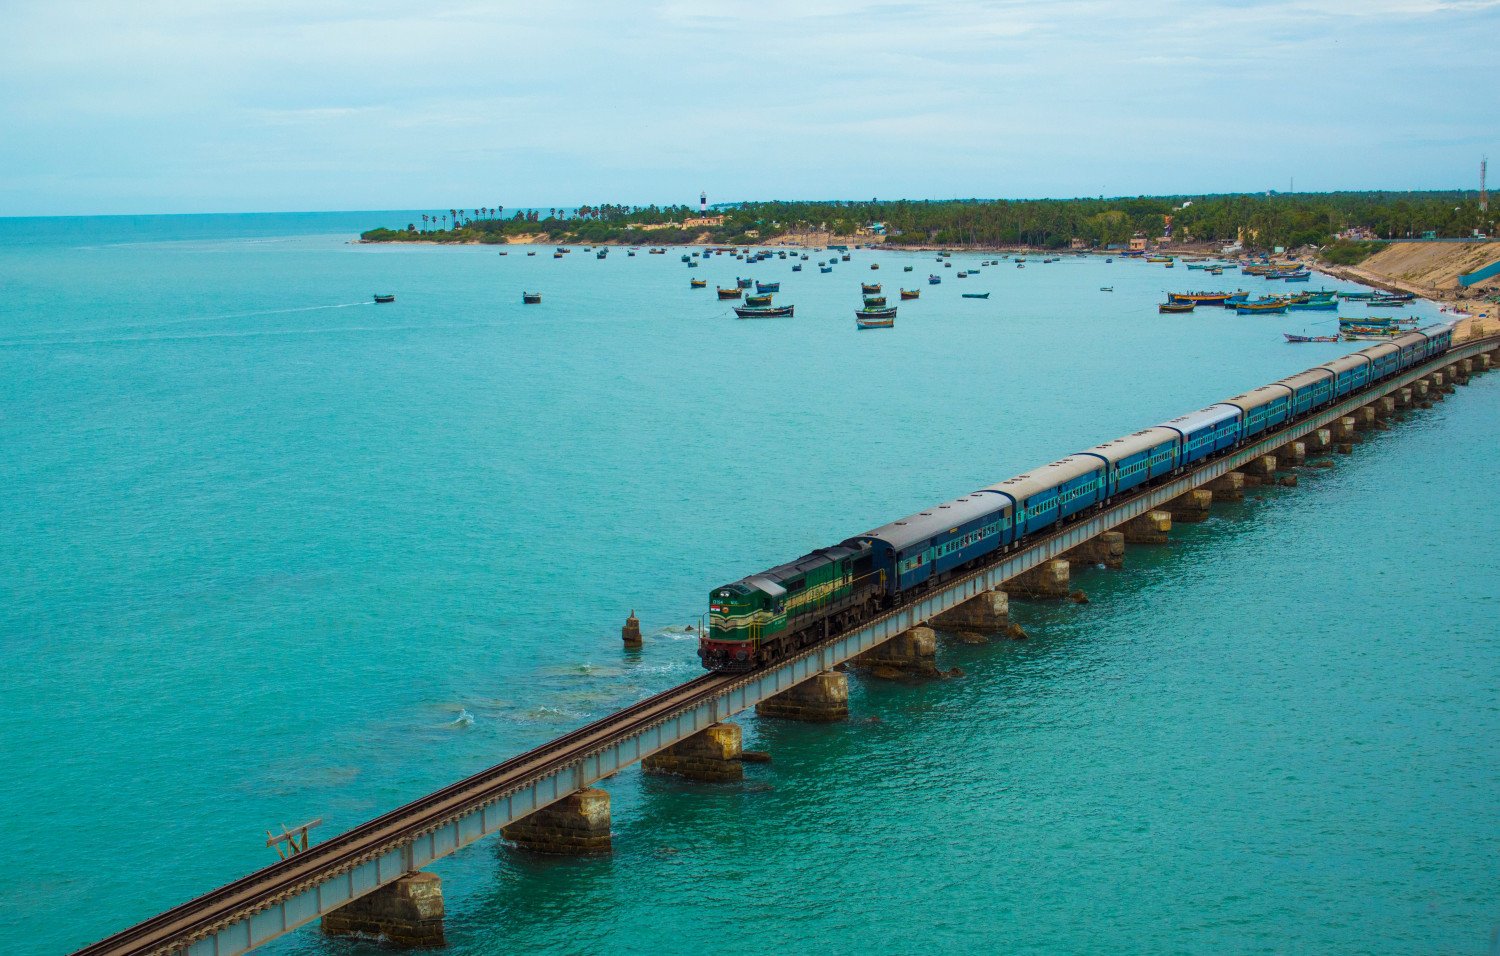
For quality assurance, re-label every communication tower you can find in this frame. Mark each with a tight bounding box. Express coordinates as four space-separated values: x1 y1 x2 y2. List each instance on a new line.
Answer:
1481 157 1488 213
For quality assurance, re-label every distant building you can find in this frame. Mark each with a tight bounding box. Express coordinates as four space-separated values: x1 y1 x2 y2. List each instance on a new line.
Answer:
868 222 887 235
1128 236 1148 251
1069 237 1088 249
682 215 724 228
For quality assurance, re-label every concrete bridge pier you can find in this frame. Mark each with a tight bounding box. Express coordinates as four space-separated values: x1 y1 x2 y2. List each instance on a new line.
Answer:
854 626 941 678
502 788 613 855
1165 489 1212 522
756 672 850 721
1374 396 1397 419
1064 531 1125 569
1413 380 1431 408
1352 405 1377 430
1479 354 1493 372
323 872 445 948
1122 510 1171 543
643 723 744 781
1006 559 1071 598
1395 387 1413 409
1278 441 1306 465
1455 359 1473 383
932 590 1012 639
1430 371 1450 395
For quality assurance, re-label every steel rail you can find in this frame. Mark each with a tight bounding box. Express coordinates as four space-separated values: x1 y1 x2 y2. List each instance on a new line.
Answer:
70 335 1497 956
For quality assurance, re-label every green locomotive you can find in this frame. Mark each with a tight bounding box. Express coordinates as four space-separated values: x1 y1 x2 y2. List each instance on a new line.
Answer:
700 541 884 672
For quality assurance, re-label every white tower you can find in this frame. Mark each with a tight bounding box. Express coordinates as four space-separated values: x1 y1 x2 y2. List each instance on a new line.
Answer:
700 191 708 214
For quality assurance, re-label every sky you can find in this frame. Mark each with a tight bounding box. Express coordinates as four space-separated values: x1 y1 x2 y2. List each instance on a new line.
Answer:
1 0 1497 216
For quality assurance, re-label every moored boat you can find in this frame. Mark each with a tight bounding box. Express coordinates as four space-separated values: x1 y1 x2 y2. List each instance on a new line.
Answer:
1167 291 1232 306
855 306 896 329
1284 333 1339 343
900 288 920 299
1236 299 1288 315
864 295 887 307
861 282 881 293
745 293 773 306
962 292 991 299
737 277 753 289
690 278 707 288
1288 298 1338 311
522 292 542 304
1159 301 1195 313
717 287 743 299
755 282 780 293
928 274 941 284
734 304 794 319
373 293 395 303
820 265 833 273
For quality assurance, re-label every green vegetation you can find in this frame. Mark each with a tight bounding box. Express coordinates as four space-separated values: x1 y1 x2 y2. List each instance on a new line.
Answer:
1319 239 1383 266
362 192 1495 253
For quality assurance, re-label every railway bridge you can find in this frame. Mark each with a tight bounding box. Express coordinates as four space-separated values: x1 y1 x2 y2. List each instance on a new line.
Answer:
72 336 1500 956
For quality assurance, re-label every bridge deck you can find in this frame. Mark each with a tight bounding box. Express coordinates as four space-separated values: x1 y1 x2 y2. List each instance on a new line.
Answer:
74 337 1496 956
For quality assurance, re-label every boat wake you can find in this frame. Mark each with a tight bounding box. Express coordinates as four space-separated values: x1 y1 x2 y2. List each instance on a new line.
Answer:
448 708 475 728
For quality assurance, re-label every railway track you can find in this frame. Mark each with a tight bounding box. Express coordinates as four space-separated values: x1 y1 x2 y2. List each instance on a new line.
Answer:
72 671 736 955
71 335 1498 956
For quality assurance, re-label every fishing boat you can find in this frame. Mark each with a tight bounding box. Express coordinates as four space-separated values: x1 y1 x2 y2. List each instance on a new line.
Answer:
928 275 941 284
627 250 636 256
1167 292 1232 306
755 282 780 293
1288 298 1338 311
864 295 887 307
904 266 914 272
553 252 564 259
1105 258 1113 263
690 278 707 288
1159 302 1195 313
1368 298 1407 308
522 292 542 304
597 250 607 259
527 251 536 256
1224 291 1250 305
1146 255 1173 264
737 278 753 289
373 293 395 303
957 271 968 278
498 252 508 256
841 254 851 262
962 292 991 299
855 306 897 329
717 287 743 300
734 304 794 319
870 263 879 270
900 289 921 300
1282 272 1311 282
792 264 802 272
819 265 833 273
1284 333 1339 343
1236 299 1288 315
1341 316 1394 327
1100 286 1113 292
687 261 698 269
861 282 881 293
745 293 773 306
681 254 691 262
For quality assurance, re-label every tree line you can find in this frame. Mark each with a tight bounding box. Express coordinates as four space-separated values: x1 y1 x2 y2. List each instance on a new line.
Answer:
362 191 1493 252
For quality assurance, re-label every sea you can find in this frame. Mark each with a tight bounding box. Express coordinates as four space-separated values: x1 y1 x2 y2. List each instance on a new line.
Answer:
2 213 1496 955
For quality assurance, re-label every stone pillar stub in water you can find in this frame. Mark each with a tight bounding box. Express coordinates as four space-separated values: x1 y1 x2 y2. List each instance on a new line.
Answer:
621 610 642 648
323 872 445 948
1207 472 1245 501
756 671 850 721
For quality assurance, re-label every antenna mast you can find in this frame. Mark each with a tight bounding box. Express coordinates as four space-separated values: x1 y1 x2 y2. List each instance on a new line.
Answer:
1481 157 1488 213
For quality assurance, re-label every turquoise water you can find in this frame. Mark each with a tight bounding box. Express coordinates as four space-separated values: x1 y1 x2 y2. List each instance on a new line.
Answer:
2 215 1495 955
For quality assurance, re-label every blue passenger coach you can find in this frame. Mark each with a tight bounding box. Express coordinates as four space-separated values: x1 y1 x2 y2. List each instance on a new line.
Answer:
1319 353 1373 398
983 456 1107 538
1219 384 1293 439
848 492 1012 597
1276 368 1335 416
1080 427 1181 496
1160 405 1242 465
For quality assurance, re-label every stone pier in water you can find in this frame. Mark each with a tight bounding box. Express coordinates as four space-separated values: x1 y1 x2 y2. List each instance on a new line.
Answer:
1122 510 1171 544
1006 559 1071 598
756 672 850 721
1064 531 1125 569
931 590 1011 638
855 626 941 678
502 788 613 855
1207 471 1245 501
643 722 744 781
1165 489 1212 522
323 872 445 948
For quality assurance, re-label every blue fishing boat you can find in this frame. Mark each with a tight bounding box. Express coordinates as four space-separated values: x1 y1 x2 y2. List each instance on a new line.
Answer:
755 282 780 293
820 265 833 273
792 264 802 272
928 275 941 284
1289 298 1338 311
737 277 753 289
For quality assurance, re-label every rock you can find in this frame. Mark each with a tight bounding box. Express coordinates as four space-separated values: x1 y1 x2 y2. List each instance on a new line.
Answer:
684 625 695 632
1004 622 1029 640
869 664 905 680
1278 474 1298 487
739 750 772 764
945 667 966 679
1337 443 1354 455
1312 459 1335 469
1068 589 1089 604
952 630 990 645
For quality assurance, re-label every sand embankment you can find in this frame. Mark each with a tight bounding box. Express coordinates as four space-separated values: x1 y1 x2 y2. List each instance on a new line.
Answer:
1319 241 1500 342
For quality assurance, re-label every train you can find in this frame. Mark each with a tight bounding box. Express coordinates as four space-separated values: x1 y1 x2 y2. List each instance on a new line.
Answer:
699 321 1456 672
